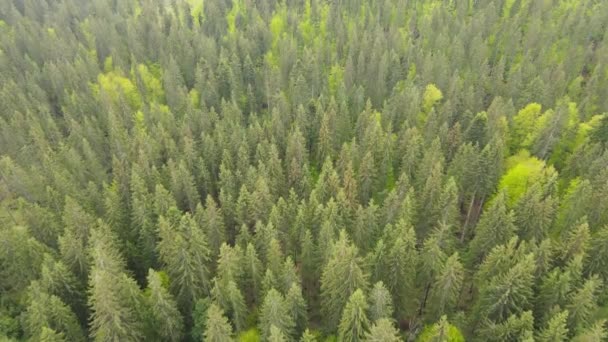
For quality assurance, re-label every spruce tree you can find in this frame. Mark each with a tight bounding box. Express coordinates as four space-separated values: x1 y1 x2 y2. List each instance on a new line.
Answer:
364 318 401 342
157 210 211 313
320 231 369 329
259 288 295 340
144 270 184 341
204 303 234 342
368 282 394 322
338 289 370 342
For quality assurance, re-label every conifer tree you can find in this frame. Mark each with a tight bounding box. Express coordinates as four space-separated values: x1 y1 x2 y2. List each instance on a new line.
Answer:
59 196 96 279
196 195 226 258
204 303 234 342
566 275 603 332
286 283 308 335
572 320 607 342
478 311 534 342
469 192 516 264
38 326 65 342
242 242 263 304
364 318 401 342
320 231 369 329
385 220 417 320
587 225 608 282
538 310 569 342
300 329 317 342
474 253 536 323
429 253 464 318
338 289 370 342
259 288 295 340
88 223 145 341
157 210 211 312
22 282 84 342
269 325 288 342
144 270 184 341
368 282 394 322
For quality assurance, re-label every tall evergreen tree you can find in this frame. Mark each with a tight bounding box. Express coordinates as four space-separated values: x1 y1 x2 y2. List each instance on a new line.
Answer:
144 269 184 341
320 231 369 329
204 303 234 342
338 289 370 342
259 288 295 341
157 210 211 312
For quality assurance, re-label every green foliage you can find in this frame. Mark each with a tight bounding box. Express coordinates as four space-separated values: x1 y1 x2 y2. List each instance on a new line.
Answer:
238 328 261 342
94 71 142 109
422 84 443 113
204 303 234 342
498 151 556 206
259 288 295 340
364 318 402 342
337 289 370 342
368 282 394 322
2 0 608 341
416 316 464 342
320 231 369 330
144 269 184 341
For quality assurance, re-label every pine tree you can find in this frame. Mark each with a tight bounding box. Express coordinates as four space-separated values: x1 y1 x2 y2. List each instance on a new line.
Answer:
22 282 84 342
196 195 226 258
38 255 86 323
269 325 288 342
567 275 603 332
88 223 145 341
588 225 608 282
368 282 394 322
320 230 369 329
561 220 590 263
285 283 308 335
216 243 243 285
364 318 401 342
144 270 184 341
429 253 464 318
211 278 247 332
281 256 300 294
538 310 569 342
572 320 607 342
59 196 96 279
385 220 418 320
39 327 66 342
514 184 555 241
204 303 234 342
300 329 317 342
242 243 263 304
469 192 516 265
475 253 536 323
266 237 284 280
157 210 211 313
338 289 370 342
478 311 534 342
259 288 295 340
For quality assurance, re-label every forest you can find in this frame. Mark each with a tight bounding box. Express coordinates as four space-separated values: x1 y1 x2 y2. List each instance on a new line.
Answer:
1 0 608 341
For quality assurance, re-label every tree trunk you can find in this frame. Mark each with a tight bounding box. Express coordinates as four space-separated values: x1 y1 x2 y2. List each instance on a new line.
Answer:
460 192 476 242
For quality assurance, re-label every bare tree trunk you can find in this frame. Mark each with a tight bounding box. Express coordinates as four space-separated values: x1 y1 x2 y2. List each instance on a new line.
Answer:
418 281 432 317
460 191 476 242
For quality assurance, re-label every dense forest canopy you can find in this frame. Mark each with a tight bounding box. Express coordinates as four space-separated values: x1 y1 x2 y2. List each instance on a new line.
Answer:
1 0 608 341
